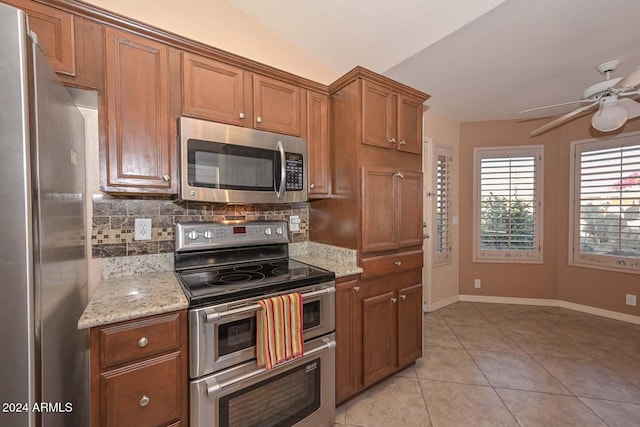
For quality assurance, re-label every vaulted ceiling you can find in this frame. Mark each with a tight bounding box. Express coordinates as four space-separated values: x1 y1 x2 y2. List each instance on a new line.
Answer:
228 0 640 123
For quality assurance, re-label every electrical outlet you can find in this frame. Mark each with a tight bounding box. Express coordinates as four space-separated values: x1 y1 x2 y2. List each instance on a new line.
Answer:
474 279 481 289
134 218 152 241
289 215 300 232
626 294 637 306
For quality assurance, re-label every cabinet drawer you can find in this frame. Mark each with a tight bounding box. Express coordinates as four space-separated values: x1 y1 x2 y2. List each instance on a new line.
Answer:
99 313 181 368
361 250 423 280
101 352 182 427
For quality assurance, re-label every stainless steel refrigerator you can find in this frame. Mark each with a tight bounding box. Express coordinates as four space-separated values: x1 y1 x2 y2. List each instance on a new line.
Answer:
0 3 89 427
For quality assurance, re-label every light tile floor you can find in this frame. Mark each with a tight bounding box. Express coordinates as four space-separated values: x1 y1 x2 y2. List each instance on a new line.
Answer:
334 302 640 427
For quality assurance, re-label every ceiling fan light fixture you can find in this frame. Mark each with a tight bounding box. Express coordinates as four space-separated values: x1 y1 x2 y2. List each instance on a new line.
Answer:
591 101 628 132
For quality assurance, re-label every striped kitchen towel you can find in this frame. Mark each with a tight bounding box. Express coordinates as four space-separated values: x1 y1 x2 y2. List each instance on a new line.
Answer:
256 293 304 369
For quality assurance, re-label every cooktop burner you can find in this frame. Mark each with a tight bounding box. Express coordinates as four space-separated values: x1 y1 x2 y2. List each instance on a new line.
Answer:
177 258 334 307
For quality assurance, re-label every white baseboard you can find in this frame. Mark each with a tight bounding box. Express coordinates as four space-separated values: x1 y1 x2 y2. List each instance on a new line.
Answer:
427 295 459 312
457 294 640 325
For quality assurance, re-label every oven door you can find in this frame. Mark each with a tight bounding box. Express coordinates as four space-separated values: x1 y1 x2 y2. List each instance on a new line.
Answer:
189 283 335 378
190 334 335 427
179 117 307 204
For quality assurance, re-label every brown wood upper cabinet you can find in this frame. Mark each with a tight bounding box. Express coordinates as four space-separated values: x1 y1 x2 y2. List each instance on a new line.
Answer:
362 80 423 154
5 0 75 75
102 27 178 194
182 52 303 136
361 166 423 253
306 91 330 197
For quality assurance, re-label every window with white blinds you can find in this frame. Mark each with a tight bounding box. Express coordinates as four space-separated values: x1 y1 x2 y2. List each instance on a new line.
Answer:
434 146 452 265
571 133 640 273
473 146 543 263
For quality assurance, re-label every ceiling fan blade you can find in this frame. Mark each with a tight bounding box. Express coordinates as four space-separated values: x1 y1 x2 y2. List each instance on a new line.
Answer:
519 99 591 114
530 101 599 136
613 66 640 89
620 98 640 119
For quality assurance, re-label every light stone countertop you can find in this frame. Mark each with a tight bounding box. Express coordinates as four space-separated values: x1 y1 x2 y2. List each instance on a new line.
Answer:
78 271 187 329
78 241 360 329
289 241 363 278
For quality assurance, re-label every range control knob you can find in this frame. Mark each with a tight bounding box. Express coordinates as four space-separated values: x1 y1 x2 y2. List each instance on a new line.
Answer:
275 226 284 235
203 230 213 239
187 230 199 240
264 227 272 236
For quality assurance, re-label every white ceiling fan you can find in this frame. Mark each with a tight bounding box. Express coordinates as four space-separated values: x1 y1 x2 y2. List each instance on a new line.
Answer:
523 60 640 136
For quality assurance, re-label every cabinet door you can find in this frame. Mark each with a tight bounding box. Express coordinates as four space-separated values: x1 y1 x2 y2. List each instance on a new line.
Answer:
182 52 250 126
397 94 423 154
5 0 75 75
362 80 396 149
335 279 362 404
103 27 176 193
362 290 396 387
100 352 182 427
307 91 330 197
396 170 423 248
396 283 422 367
253 74 301 136
361 166 397 253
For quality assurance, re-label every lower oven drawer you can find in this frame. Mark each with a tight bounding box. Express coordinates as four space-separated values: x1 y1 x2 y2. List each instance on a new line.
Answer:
190 333 335 427
189 283 335 378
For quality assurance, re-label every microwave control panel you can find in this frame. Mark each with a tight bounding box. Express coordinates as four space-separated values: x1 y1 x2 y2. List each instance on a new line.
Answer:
285 153 304 191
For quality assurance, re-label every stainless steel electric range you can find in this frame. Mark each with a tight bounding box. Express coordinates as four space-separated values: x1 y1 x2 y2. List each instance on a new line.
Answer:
174 220 336 427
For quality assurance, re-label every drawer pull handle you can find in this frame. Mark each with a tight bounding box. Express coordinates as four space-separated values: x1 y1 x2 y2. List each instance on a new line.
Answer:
394 261 402 267
400 294 407 300
139 395 150 407
137 337 149 348
399 139 407 145
353 286 360 293
389 138 396 144
391 298 397 304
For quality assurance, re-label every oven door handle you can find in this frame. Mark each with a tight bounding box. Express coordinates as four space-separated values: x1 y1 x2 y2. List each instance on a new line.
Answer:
204 286 335 322
205 338 336 396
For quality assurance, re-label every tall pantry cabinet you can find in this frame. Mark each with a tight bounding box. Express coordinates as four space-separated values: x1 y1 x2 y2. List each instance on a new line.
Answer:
310 67 429 403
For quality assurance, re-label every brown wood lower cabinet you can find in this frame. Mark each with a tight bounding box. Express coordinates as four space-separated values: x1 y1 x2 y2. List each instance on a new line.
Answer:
336 269 423 404
90 311 188 427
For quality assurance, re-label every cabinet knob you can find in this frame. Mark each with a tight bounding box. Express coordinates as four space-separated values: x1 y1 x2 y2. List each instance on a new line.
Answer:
239 112 245 119
391 297 397 304
399 139 407 145
256 116 263 123
394 171 404 179
389 138 396 144
162 175 170 182
353 286 360 293
137 337 149 348
309 183 315 189
139 395 150 407
400 294 407 300
394 261 402 267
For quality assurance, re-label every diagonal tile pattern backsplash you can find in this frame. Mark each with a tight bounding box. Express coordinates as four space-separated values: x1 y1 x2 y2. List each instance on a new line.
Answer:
91 195 309 258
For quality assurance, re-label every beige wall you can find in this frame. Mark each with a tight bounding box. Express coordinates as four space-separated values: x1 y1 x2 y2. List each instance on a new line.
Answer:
459 115 640 315
423 110 460 308
84 0 339 84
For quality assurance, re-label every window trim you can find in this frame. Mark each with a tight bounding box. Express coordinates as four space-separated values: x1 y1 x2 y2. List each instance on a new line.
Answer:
473 145 544 264
569 131 640 275
433 145 452 266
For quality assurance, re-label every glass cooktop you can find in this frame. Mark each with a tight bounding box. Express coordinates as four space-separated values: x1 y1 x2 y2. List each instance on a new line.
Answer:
176 258 335 307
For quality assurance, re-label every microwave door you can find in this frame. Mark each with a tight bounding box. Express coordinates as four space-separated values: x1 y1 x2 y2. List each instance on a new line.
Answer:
274 140 286 199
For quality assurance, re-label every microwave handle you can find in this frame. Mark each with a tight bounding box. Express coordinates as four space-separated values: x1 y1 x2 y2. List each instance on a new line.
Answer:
275 140 286 199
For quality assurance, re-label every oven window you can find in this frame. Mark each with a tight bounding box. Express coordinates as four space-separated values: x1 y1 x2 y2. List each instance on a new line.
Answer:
302 301 321 330
219 359 321 427
188 139 275 191
218 318 256 357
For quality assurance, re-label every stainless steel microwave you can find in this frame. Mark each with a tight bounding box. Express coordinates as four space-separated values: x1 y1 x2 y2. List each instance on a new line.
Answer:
179 117 308 204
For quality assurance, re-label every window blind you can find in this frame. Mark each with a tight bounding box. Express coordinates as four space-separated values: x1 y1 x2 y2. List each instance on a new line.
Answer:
435 150 452 264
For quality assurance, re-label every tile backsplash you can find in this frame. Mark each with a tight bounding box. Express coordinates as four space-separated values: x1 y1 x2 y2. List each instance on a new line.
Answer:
91 195 309 258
